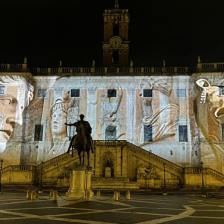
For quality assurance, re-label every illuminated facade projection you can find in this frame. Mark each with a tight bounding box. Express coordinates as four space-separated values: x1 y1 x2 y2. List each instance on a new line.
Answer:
0 2 224 189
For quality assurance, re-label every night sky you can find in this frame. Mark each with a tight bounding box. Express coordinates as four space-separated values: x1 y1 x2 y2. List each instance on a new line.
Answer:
0 0 224 67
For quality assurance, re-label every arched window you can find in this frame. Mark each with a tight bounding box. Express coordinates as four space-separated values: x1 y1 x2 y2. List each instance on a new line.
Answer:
105 126 116 140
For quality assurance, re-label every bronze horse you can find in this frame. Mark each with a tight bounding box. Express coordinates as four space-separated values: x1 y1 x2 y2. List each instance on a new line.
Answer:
68 122 94 167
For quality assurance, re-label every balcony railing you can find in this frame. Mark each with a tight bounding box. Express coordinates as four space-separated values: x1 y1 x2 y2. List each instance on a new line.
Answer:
0 64 189 75
197 62 224 72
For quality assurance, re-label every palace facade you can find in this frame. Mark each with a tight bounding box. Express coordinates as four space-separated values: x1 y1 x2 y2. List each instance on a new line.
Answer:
0 1 224 188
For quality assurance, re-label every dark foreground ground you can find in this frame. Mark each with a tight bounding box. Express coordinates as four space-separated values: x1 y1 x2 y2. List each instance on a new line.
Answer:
0 191 224 224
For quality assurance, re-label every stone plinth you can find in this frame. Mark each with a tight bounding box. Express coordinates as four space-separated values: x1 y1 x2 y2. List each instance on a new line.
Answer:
66 167 93 200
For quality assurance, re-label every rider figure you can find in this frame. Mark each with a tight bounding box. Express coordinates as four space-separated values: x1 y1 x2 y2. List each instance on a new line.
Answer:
65 114 94 153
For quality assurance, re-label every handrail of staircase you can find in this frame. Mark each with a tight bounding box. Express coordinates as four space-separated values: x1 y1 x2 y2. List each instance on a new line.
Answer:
206 168 224 181
184 167 202 174
37 149 77 171
126 142 183 173
94 140 127 146
184 167 224 181
2 165 36 174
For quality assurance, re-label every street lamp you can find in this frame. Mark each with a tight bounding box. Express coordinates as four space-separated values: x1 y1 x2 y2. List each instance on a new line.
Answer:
200 161 206 195
0 159 3 193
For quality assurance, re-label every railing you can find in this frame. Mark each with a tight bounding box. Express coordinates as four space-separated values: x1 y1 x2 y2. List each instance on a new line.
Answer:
0 64 189 75
37 150 78 171
31 66 189 75
3 62 224 74
184 167 202 174
184 167 224 182
197 62 224 72
94 140 127 146
0 64 26 72
206 168 224 181
2 165 36 174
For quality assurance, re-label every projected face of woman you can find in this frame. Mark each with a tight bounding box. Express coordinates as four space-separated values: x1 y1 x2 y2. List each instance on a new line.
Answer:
0 76 34 153
51 105 67 138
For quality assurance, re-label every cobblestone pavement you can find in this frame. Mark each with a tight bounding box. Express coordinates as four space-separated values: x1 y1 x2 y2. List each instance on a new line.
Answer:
0 192 224 224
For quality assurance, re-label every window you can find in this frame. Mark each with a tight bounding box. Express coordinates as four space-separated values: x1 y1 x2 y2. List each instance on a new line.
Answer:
143 89 152 97
144 125 152 142
105 126 116 140
34 125 43 141
179 125 188 142
107 89 116 97
177 89 186 97
71 89 80 97
221 124 224 141
219 86 224 96
0 85 5 95
113 23 119 36
37 89 47 98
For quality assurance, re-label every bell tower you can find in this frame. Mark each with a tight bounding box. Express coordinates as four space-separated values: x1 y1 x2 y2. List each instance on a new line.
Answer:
103 0 130 66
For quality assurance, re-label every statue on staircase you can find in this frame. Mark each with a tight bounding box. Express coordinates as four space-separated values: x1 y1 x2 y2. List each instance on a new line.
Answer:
65 114 94 167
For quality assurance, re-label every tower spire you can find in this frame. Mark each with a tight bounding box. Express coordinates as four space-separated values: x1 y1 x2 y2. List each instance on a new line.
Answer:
114 0 119 8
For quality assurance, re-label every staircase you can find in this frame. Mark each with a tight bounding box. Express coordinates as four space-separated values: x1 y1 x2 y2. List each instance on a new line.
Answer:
126 142 183 177
36 150 79 187
1 141 224 189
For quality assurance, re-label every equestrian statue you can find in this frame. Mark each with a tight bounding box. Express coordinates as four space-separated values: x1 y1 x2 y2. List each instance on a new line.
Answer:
65 114 94 167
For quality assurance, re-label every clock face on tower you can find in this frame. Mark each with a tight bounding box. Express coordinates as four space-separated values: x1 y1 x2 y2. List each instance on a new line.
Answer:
109 36 122 49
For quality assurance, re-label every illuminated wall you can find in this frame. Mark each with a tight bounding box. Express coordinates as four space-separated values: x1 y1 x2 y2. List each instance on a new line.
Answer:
21 75 195 166
0 73 34 167
193 73 224 173
1 72 223 172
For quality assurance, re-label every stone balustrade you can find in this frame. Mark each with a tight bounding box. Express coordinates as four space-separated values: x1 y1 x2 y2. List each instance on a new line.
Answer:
1 165 36 185
197 62 224 72
37 149 77 172
0 64 189 75
2 165 36 173
185 167 224 182
2 62 224 74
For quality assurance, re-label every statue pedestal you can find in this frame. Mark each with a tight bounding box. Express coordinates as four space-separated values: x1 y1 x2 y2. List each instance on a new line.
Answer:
66 167 93 200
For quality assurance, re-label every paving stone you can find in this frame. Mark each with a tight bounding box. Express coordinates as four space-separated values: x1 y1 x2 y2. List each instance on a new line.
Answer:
0 192 224 224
